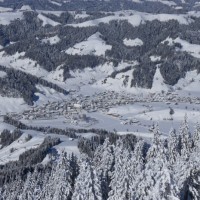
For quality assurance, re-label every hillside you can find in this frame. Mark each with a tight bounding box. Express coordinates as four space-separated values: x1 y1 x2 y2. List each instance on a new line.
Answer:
0 1 199 200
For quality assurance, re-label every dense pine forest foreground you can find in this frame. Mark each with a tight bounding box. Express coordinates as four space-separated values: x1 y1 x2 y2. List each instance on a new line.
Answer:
0 116 199 200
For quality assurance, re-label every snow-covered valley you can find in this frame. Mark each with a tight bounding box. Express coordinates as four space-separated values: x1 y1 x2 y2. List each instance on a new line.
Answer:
0 2 199 199
0 5 199 160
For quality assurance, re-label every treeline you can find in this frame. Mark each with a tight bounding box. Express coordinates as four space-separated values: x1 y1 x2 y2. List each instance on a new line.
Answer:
0 65 68 105
78 133 139 157
3 115 114 139
0 0 186 13
0 129 23 148
0 136 61 186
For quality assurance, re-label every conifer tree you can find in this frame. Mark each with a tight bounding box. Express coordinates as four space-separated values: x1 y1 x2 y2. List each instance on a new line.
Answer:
179 115 192 157
72 156 102 200
193 122 200 149
108 139 130 200
52 151 73 200
93 138 114 199
168 128 179 164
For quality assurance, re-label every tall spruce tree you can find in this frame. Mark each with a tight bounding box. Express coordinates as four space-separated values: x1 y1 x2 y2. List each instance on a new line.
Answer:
72 156 102 200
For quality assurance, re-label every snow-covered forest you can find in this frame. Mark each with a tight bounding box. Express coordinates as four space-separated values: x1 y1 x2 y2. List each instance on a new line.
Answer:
0 0 200 199
0 116 199 200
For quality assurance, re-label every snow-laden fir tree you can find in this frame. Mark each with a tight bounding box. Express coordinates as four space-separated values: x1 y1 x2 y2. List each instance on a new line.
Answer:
168 128 179 164
108 139 131 200
29 168 44 200
186 168 200 200
1 177 23 200
131 139 145 177
1 184 10 200
133 124 179 200
18 172 34 200
93 138 114 199
72 156 102 200
52 151 72 200
147 123 162 160
108 138 146 200
69 153 79 188
19 165 46 200
179 115 192 157
39 163 54 200
129 140 145 196
42 151 73 200
193 122 200 149
40 164 56 200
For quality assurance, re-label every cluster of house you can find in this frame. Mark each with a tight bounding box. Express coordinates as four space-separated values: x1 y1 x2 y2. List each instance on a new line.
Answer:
8 91 200 123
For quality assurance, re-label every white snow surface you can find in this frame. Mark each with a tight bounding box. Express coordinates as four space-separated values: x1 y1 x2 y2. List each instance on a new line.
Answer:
0 96 29 115
19 5 32 11
48 0 62 6
74 12 90 19
34 85 67 106
0 119 16 132
173 70 200 97
151 67 169 92
0 51 66 84
52 135 79 156
38 13 60 26
0 128 80 165
0 71 6 78
131 0 142 3
150 55 161 62
0 131 45 165
0 7 13 12
42 35 61 45
36 10 64 17
69 10 193 28
0 51 49 78
47 65 64 82
146 0 177 6
163 37 200 58
66 32 112 56
0 12 23 25
123 38 143 46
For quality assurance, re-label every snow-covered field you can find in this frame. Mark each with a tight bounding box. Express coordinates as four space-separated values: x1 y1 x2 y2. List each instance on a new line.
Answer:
0 71 6 78
38 13 60 26
163 37 200 58
0 130 45 165
48 0 62 6
19 99 199 137
146 0 177 7
123 38 143 47
0 125 80 164
0 119 15 132
69 10 193 28
0 6 13 12
42 35 61 45
0 96 28 115
0 51 49 78
34 85 67 106
66 32 112 56
0 11 23 25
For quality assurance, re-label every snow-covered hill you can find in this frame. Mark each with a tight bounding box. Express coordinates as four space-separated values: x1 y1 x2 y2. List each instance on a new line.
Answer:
0 1 199 199
0 8 199 109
